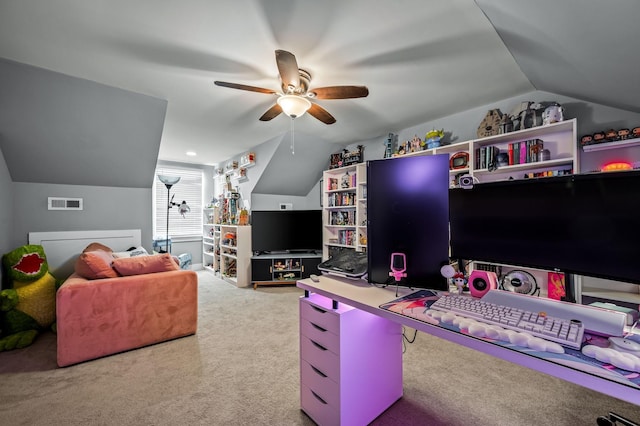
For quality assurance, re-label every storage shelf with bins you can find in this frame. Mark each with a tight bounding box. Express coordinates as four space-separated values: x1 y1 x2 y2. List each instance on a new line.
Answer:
322 163 367 260
219 225 252 287
202 208 220 274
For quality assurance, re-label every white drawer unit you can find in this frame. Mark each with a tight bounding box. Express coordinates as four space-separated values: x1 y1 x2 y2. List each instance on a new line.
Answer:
299 293 403 425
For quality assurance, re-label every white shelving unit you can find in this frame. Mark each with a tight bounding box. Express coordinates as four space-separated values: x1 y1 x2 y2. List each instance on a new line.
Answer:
202 208 220 274
403 118 578 185
219 225 252 287
322 163 367 260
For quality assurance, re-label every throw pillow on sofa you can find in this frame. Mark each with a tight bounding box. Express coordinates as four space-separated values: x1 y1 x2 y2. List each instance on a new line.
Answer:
112 253 179 276
75 250 118 279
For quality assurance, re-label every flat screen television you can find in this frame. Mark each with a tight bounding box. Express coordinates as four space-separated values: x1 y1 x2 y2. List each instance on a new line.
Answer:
251 210 322 254
367 154 450 290
449 170 640 286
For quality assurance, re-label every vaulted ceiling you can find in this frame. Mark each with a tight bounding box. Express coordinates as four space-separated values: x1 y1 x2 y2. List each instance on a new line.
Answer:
0 0 638 188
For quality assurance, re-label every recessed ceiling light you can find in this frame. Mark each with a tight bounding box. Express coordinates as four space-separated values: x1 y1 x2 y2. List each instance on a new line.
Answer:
186 151 197 156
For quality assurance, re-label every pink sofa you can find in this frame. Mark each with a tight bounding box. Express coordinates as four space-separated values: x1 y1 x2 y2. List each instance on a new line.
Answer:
56 267 198 367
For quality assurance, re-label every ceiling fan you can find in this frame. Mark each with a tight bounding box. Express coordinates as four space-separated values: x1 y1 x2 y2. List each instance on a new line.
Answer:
214 50 369 124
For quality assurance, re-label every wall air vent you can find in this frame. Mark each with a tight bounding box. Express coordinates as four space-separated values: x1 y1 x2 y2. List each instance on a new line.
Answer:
48 197 83 211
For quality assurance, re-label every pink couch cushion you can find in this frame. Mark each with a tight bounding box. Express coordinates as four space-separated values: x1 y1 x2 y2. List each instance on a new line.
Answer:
112 253 179 276
75 250 118 279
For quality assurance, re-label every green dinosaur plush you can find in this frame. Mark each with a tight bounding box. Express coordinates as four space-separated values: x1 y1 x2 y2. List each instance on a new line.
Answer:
0 245 59 351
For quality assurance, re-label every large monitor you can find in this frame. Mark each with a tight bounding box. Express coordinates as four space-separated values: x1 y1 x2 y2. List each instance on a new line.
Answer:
367 154 450 290
251 210 322 254
449 170 640 285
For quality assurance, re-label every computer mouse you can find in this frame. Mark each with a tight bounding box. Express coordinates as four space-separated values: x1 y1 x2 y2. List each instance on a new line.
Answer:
608 337 640 354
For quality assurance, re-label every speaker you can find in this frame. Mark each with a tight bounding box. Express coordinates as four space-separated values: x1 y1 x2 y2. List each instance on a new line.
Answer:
468 270 498 298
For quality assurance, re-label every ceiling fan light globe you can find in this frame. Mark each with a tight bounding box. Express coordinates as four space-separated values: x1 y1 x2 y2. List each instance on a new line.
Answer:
277 95 312 118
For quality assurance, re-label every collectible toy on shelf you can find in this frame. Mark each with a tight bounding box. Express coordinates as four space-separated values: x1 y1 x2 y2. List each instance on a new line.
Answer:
0 245 60 351
424 129 444 149
580 125 640 148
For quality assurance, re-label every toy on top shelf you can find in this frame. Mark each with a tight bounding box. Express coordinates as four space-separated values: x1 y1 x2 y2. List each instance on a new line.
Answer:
424 128 444 149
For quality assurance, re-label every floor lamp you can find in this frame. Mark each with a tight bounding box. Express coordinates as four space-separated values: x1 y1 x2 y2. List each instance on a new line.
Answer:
158 175 190 254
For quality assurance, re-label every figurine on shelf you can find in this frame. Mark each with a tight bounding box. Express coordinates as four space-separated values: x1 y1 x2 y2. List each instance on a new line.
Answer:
605 129 619 142
410 135 423 152
341 172 351 189
424 128 444 149
618 129 631 140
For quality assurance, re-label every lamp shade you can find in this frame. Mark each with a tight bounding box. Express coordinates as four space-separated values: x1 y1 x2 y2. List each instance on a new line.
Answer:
158 175 180 187
277 95 312 118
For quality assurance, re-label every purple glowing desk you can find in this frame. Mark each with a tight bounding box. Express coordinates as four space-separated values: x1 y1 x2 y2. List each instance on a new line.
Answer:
297 275 640 408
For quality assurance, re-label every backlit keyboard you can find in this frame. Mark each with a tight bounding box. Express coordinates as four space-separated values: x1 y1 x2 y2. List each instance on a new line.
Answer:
430 293 585 349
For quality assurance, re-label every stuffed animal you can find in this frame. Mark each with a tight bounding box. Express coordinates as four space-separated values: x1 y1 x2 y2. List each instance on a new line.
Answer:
0 245 60 351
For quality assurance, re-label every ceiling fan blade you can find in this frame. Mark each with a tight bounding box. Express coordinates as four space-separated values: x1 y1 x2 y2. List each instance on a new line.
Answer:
214 81 277 95
307 103 336 125
310 86 369 99
275 50 300 92
259 104 283 121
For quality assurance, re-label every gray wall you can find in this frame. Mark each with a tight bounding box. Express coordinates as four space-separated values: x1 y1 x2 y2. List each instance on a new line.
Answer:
12 182 153 253
0 149 14 282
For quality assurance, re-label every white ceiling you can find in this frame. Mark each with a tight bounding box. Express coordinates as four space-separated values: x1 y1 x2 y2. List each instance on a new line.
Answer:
0 0 638 170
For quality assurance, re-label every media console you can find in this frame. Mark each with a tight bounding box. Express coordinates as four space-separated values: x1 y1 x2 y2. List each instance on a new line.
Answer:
296 275 640 423
251 252 321 290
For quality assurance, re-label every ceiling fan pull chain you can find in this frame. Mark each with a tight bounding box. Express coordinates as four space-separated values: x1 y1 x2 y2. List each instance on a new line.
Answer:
290 117 295 155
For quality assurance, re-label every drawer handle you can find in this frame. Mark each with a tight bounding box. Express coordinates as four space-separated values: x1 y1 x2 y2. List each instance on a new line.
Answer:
310 322 327 332
311 306 327 314
311 340 327 351
311 365 328 378
311 390 327 405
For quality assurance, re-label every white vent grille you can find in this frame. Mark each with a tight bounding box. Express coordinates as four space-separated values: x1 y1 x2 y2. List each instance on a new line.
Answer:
48 197 83 211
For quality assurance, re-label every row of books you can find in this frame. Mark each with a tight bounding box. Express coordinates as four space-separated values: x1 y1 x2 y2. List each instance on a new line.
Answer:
507 138 545 165
475 145 500 170
337 229 356 246
475 138 546 169
327 192 356 207
329 210 356 226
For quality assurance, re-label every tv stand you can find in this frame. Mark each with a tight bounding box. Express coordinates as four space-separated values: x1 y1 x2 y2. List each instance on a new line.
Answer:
251 252 321 290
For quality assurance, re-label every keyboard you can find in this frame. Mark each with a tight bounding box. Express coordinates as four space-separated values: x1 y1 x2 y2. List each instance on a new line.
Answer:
430 293 586 349
481 290 627 338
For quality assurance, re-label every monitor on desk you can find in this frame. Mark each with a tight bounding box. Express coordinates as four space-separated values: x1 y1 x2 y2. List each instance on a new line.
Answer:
367 154 450 290
448 170 640 286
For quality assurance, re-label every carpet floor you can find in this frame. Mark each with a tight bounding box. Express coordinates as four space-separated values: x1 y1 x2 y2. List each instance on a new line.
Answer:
0 271 639 425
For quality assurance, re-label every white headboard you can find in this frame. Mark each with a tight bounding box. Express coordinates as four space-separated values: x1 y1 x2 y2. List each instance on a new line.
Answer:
28 229 142 279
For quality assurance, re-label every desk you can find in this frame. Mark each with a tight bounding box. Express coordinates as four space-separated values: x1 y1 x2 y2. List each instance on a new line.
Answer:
297 274 640 421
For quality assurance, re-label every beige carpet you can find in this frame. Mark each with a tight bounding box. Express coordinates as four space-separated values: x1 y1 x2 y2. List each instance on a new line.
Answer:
0 271 639 425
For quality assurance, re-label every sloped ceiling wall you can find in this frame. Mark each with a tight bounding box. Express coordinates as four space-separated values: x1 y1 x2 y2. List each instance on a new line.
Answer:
251 131 337 196
0 58 167 188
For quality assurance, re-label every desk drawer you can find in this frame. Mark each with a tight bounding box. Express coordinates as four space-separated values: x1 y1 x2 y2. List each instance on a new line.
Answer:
300 317 340 355
300 335 339 380
300 359 339 407
300 299 340 333
301 383 339 426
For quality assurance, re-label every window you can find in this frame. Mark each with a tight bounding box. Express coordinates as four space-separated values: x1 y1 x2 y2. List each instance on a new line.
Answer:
154 165 203 240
